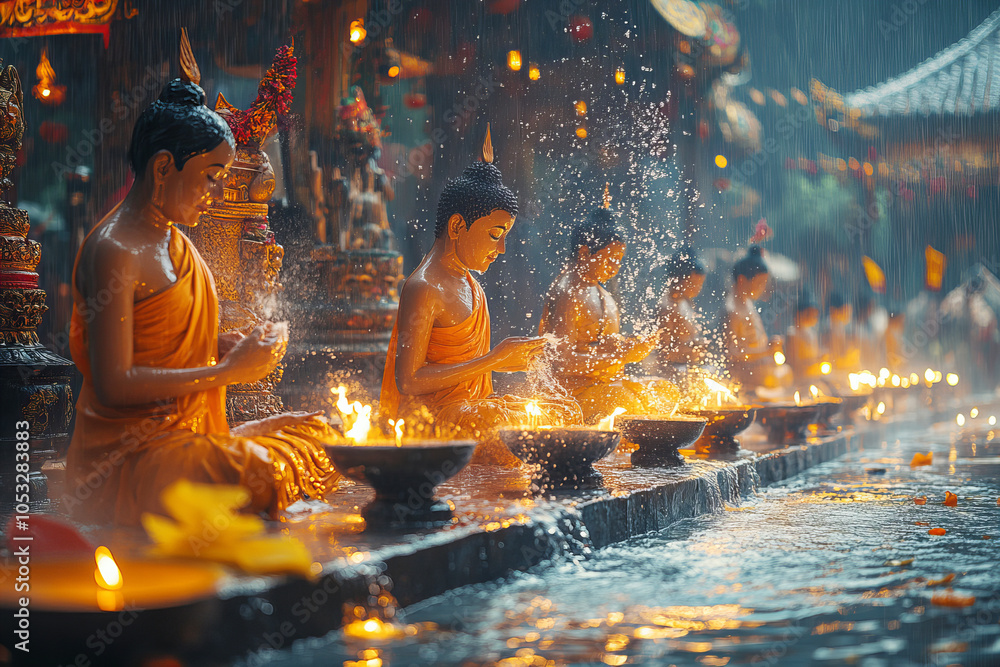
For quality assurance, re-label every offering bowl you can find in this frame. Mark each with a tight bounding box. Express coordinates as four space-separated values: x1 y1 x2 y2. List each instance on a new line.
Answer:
325 441 477 525
812 396 844 427
689 406 758 453
754 403 824 444
498 427 620 488
617 416 708 467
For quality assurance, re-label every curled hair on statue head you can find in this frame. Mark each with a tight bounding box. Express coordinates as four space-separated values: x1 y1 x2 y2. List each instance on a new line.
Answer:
571 207 625 255
732 245 768 280
665 244 706 283
128 78 235 178
434 158 518 237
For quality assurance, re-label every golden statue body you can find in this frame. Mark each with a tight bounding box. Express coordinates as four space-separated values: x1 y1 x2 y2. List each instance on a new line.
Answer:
539 195 678 422
379 128 581 464
64 44 338 526
722 246 786 389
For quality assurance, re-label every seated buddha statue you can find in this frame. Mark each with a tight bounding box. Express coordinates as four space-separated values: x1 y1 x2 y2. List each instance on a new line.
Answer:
785 293 825 381
379 128 581 465
824 292 861 372
721 246 786 389
65 79 339 526
538 193 679 422
656 245 709 384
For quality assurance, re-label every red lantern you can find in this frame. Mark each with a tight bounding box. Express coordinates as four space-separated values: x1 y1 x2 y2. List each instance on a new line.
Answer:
569 15 593 42
488 0 521 14
404 93 426 109
677 63 696 80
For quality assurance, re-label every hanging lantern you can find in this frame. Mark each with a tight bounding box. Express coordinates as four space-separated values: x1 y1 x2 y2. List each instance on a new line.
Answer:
568 15 593 42
403 92 426 109
349 19 366 45
677 63 696 80
32 49 65 106
574 100 587 116
507 50 522 71
528 63 540 80
614 67 626 85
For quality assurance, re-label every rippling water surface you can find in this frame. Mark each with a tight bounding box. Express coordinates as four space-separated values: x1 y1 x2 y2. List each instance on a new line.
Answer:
256 418 1000 666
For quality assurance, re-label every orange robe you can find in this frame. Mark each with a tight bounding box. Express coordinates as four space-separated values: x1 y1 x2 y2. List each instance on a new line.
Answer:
66 225 338 526
380 273 581 464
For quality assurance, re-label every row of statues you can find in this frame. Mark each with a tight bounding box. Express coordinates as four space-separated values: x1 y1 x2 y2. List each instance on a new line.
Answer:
63 64 877 526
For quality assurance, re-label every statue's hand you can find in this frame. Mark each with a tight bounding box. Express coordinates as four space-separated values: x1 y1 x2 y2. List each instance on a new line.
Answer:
218 330 245 357
219 325 285 384
491 336 547 373
233 411 324 437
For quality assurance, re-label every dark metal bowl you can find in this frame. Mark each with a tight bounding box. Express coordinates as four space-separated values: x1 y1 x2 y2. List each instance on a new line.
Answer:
754 403 824 444
325 441 477 524
497 427 620 488
617 416 708 466
689 406 758 453
812 396 844 426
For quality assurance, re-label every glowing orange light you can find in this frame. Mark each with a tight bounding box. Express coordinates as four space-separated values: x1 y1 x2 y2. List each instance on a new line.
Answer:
94 546 123 590
715 154 728 168
598 407 627 431
820 362 832 375
528 63 540 80
349 19 366 44
773 351 786 365
386 66 400 78
574 100 587 116
576 127 588 138
614 67 626 85
507 50 522 71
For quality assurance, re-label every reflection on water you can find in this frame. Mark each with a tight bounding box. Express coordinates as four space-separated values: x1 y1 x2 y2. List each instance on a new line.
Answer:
250 420 1000 666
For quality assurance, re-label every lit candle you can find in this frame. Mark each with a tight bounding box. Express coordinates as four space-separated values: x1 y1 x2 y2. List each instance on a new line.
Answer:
794 391 801 406
526 401 542 429
598 407 627 431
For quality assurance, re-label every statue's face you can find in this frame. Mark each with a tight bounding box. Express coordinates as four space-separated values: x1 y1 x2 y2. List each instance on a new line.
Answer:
797 307 819 329
682 272 706 299
157 141 236 225
738 272 769 299
830 304 852 325
579 241 626 284
452 209 515 273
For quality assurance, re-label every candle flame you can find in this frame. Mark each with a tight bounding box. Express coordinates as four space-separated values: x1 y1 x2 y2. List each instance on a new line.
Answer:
876 401 886 415
956 413 965 426
809 384 820 399
773 351 786 365
94 546 122 590
598 407 627 431
946 373 959 386
703 377 735 399
344 402 372 443
820 361 831 375
794 391 801 406
525 401 543 429
389 419 404 447
925 368 935 383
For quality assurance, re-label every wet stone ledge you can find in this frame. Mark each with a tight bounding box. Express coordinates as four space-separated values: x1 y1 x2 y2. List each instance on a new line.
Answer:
15 416 914 665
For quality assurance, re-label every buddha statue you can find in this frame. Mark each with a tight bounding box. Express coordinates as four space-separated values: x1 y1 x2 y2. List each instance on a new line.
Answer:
784 293 824 380
538 189 678 422
379 127 581 465
655 245 709 383
824 292 861 372
721 246 785 389
65 78 339 526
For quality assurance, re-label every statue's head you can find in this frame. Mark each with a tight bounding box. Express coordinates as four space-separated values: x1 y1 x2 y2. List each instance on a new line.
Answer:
828 292 852 325
571 206 626 284
435 127 518 273
733 245 769 299
794 293 819 328
665 244 706 299
128 79 236 225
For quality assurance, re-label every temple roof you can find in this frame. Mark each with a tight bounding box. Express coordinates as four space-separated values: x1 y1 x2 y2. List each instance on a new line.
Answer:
843 7 1000 117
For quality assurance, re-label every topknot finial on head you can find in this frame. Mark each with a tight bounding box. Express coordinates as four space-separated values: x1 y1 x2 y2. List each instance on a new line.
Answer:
179 28 201 86
481 123 493 164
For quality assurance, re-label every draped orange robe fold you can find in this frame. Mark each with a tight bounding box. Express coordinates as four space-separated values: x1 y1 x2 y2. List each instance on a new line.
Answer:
66 225 338 526
380 273 581 465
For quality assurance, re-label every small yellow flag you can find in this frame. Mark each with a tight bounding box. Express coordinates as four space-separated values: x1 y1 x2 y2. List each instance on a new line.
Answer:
925 245 946 291
862 256 886 294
